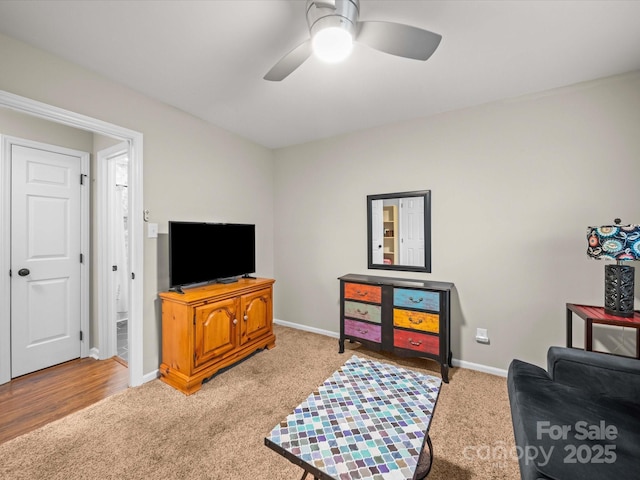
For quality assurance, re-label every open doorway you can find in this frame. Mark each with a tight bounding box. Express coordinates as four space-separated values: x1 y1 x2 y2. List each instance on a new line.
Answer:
0 89 144 388
98 143 130 364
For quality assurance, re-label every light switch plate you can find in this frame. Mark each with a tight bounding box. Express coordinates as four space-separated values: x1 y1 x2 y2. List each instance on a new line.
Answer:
148 223 158 238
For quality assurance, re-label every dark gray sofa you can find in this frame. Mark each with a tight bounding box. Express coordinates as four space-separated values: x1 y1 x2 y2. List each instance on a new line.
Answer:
507 347 640 479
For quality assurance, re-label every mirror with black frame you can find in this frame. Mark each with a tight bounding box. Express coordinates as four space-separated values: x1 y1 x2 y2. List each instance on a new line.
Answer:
367 190 431 272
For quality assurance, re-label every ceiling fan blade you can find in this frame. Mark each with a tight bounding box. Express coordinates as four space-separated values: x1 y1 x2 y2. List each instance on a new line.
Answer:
264 39 313 81
356 21 441 61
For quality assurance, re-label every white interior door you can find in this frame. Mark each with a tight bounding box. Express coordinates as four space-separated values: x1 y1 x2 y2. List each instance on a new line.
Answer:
371 199 384 264
10 142 85 377
399 196 424 267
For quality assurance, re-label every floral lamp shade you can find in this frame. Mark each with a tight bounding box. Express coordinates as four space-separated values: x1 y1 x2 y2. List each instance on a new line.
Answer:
587 224 640 260
587 221 640 317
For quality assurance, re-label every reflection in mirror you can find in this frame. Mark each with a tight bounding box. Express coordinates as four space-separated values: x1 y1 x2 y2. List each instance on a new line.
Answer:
367 190 431 273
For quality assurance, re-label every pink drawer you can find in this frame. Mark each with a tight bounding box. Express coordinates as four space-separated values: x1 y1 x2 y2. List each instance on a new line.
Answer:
344 319 382 343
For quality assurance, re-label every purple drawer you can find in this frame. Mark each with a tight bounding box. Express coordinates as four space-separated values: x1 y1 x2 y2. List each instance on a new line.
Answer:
344 318 382 343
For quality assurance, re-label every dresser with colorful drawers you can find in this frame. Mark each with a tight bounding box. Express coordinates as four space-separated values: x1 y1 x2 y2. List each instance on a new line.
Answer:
339 273 454 382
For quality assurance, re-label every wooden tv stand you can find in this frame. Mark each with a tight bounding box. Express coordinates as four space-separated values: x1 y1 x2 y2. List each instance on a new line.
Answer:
159 277 275 395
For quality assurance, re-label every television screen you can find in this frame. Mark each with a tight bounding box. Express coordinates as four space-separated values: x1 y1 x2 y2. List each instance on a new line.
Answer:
169 221 255 287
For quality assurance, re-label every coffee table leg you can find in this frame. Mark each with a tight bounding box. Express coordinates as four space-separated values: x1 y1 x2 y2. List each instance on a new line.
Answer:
415 435 434 479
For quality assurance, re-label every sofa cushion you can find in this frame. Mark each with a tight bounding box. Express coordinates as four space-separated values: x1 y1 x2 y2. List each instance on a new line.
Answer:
508 359 640 480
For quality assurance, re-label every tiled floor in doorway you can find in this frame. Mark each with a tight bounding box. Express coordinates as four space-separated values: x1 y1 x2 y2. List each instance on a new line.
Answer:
116 319 128 363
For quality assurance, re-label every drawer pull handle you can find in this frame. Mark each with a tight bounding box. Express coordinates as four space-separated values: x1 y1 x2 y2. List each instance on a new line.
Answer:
409 317 423 325
357 328 369 334
356 309 368 315
408 338 422 346
356 290 368 297
408 296 424 303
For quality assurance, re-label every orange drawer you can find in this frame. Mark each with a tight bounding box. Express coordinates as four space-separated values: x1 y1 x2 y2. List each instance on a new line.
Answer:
344 283 381 304
394 329 439 355
393 309 439 334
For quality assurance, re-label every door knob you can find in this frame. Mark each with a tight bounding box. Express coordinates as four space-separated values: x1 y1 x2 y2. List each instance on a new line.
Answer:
18 268 30 276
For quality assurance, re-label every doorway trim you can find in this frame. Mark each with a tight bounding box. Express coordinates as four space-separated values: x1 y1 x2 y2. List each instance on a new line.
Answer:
0 89 144 387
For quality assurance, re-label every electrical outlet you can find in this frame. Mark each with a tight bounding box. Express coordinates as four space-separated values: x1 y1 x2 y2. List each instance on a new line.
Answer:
475 328 490 344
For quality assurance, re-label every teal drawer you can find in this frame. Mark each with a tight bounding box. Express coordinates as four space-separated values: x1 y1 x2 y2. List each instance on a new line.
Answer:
344 301 382 324
393 288 439 311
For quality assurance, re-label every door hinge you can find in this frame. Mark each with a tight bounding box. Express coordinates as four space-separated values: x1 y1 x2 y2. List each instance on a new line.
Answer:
80 330 84 341
80 173 87 185
80 253 84 263
131 272 135 280
8 269 11 277
112 265 118 271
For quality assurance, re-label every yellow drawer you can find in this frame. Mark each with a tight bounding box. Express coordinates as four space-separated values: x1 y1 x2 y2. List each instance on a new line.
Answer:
393 309 439 334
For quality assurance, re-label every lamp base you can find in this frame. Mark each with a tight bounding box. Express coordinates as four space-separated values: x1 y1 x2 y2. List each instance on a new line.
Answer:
604 264 635 318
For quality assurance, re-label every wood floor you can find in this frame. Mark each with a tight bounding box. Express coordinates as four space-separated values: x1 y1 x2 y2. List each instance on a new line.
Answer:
0 357 129 445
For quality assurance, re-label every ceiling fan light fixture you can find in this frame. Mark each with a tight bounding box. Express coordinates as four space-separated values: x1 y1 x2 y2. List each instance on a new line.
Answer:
312 26 353 63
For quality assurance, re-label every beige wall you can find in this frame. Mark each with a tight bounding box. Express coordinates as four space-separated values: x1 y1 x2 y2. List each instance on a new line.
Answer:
273 71 640 370
2 29 639 377
0 33 275 375
0 107 93 150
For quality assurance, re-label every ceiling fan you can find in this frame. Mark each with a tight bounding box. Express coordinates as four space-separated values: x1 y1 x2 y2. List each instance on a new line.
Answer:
264 0 442 81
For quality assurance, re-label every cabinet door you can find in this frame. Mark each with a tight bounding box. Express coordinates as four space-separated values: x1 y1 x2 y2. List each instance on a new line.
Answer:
194 298 239 368
240 288 272 345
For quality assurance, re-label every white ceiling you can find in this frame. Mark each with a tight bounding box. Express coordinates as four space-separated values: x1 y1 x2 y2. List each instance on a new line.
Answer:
0 0 639 149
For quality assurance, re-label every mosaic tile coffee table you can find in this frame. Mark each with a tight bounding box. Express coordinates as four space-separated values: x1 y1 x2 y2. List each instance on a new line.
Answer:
265 355 442 480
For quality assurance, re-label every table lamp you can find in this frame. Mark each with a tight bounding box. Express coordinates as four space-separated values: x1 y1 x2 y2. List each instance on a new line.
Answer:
587 219 640 317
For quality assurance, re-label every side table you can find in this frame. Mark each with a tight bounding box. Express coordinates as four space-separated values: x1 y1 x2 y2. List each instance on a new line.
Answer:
566 303 640 358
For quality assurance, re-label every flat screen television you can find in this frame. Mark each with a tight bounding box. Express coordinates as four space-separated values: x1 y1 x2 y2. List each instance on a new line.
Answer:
168 221 255 288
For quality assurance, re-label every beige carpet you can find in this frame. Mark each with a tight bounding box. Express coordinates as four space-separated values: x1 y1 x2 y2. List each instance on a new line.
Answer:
0 325 519 479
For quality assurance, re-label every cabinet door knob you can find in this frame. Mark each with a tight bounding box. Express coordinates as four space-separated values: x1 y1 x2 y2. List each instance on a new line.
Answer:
244 315 248 321
233 318 238 325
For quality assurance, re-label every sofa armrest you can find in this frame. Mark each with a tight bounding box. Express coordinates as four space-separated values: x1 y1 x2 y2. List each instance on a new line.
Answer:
547 346 640 398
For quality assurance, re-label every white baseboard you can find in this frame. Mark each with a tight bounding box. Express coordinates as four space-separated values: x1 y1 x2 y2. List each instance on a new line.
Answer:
451 359 507 378
274 318 339 339
86 347 159 385
274 318 508 377
142 369 159 384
